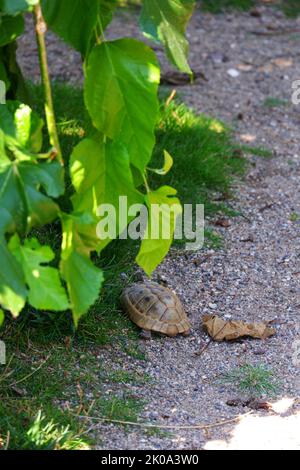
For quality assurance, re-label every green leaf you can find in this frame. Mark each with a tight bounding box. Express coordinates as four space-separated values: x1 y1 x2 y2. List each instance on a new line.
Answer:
0 0 38 15
70 136 144 249
0 157 64 234
0 309 4 327
0 60 9 91
0 42 29 103
136 186 182 276
98 0 117 30
8 235 70 311
0 101 44 152
0 102 64 234
60 213 104 325
42 0 99 56
140 0 195 74
0 14 24 47
148 150 173 175
0 234 27 316
84 39 160 172
41 0 117 56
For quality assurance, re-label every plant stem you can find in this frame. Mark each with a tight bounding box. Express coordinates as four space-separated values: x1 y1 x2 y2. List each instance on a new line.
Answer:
142 172 150 193
33 3 63 163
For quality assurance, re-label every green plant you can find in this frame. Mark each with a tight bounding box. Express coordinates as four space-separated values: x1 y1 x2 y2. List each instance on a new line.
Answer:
0 0 195 326
281 0 300 18
151 99 247 209
220 363 280 397
97 395 144 423
290 212 299 222
25 411 89 450
263 97 289 108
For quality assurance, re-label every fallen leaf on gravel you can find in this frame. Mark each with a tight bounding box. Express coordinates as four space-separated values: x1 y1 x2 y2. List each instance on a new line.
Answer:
226 398 273 411
248 399 273 411
240 133 257 143
271 58 293 69
202 315 276 341
160 70 207 86
258 64 273 74
213 218 231 228
236 63 253 72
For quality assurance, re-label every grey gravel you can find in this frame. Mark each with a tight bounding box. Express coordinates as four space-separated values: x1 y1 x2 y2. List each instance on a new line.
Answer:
17 5 300 450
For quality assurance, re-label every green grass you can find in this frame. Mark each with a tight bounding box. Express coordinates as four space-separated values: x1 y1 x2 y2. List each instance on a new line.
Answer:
240 145 273 159
151 98 247 215
281 0 300 18
263 97 289 108
23 410 89 450
96 396 144 423
0 82 258 448
0 400 90 450
290 212 299 222
220 364 280 397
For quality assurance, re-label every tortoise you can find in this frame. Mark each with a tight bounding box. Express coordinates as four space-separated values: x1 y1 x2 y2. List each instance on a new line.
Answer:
121 282 190 338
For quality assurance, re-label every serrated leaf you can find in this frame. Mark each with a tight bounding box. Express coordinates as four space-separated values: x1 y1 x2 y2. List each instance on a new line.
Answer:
136 186 182 276
70 136 144 250
0 14 24 47
148 150 173 175
140 0 195 74
60 213 104 325
0 234 27 316
0 0 38 15
8 235 69 311
84 39 160 172
0 101 44 152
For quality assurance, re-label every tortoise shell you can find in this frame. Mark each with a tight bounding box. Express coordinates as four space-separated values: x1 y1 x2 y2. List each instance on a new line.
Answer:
121 283 190 337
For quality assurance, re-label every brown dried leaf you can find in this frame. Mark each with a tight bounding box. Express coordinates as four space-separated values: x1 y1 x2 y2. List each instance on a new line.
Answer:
240 133 257 143
258 64 274 74
160 70 207 86
213 218 231 228
247 398 273 411
236 63 253 72
271 58 293 69
226 398 273 411
202 314 276 341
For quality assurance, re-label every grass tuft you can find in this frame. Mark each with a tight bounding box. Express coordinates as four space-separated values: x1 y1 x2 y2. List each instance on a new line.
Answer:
0 400 90 450
263 97 289 108
220 363 280 397
25 411 89 450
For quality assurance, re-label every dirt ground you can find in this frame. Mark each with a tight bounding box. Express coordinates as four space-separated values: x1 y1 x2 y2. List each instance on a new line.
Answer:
18 5 300 450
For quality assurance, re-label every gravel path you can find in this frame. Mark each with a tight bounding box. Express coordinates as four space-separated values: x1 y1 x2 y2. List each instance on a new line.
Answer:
18 5 300 450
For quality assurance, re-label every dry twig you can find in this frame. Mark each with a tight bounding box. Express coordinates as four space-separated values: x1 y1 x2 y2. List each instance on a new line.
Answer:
76 411 252 430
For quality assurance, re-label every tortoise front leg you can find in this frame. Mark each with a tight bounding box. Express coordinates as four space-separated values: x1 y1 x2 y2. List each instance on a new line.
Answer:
139 329 152 340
